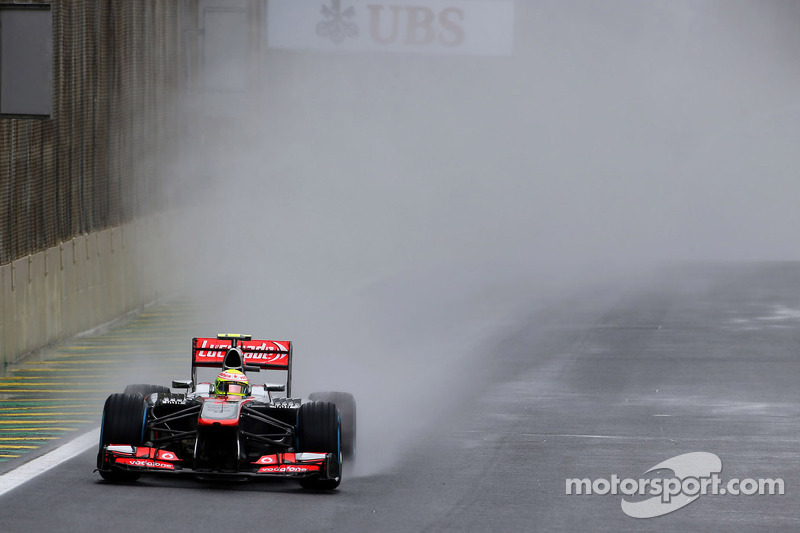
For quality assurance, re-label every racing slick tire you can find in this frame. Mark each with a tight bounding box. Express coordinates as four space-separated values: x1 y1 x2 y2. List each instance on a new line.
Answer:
308 391 356 463
97 393 148 482
123 384 171 398
296 401 342 490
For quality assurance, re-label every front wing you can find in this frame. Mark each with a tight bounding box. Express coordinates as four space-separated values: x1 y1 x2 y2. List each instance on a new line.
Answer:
99 445 338 480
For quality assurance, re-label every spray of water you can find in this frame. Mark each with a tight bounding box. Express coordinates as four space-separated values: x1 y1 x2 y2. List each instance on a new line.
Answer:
157 1 800 474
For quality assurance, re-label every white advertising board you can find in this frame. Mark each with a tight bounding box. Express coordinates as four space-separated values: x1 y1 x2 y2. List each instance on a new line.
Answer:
267 0 515 56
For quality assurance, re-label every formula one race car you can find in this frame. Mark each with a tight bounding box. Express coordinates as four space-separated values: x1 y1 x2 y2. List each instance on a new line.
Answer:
96 334 356 490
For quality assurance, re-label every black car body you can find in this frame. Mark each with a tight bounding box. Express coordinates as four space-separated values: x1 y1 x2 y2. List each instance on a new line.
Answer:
96 334 356 490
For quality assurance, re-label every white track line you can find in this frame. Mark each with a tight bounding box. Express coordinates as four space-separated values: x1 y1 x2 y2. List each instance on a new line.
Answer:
0 428 99 498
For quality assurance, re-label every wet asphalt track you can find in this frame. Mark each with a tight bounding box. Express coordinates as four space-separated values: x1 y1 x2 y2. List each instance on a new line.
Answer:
0 303 198 470
1 263 799 532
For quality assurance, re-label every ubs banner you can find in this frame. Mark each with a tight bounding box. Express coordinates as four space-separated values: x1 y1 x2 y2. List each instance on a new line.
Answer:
267 0 515 56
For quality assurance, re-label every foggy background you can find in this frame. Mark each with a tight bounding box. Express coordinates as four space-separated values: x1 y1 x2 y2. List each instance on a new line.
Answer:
159 1 800 474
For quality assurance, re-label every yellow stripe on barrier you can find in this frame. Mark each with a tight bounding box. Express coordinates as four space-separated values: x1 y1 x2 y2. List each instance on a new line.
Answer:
0 383 101 387
0 406 90 410
13 368 93 370
0 420 92 424
0 399 94 403
0 413 95 417
0 376 106 380
0 428 78 431
0 437 60 441
0 390 108 393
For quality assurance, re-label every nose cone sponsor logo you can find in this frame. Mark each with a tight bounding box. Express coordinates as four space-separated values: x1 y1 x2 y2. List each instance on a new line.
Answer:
157 451 178 461
621 452 721 518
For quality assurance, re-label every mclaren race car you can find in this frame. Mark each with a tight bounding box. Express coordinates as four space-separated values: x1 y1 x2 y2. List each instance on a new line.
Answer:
96 334 356 490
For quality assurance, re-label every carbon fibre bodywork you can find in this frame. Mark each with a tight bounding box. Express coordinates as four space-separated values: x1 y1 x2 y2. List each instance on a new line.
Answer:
96 335 345 487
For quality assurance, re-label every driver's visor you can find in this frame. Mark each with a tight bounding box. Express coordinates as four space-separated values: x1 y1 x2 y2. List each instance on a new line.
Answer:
228 384 245 395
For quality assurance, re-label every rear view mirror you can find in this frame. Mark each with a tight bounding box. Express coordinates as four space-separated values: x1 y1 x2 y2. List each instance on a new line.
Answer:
265 383 285 392
172 380 192 389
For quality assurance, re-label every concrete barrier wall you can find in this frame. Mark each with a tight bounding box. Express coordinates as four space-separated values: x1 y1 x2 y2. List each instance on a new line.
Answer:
0 216 170 366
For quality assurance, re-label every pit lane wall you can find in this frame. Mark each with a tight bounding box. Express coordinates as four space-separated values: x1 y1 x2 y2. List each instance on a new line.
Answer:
0 216 170 366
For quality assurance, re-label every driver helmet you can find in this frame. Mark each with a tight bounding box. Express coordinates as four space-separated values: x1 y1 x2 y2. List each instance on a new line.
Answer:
214 369 251 397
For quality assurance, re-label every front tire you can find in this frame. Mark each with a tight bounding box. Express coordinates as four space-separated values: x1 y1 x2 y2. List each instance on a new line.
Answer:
296 401 341 490
308 391 356 463
97 393 148 482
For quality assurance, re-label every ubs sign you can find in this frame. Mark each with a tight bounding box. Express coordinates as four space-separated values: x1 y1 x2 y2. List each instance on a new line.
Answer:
267 0 515 56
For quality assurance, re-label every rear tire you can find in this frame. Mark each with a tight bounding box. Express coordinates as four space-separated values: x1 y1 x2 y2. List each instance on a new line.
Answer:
308 391 356 463
123 384 170 398
97 393 148 482
296 401 341 490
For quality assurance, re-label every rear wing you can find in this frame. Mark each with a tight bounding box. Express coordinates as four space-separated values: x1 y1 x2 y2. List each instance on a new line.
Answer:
191 336 293 396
